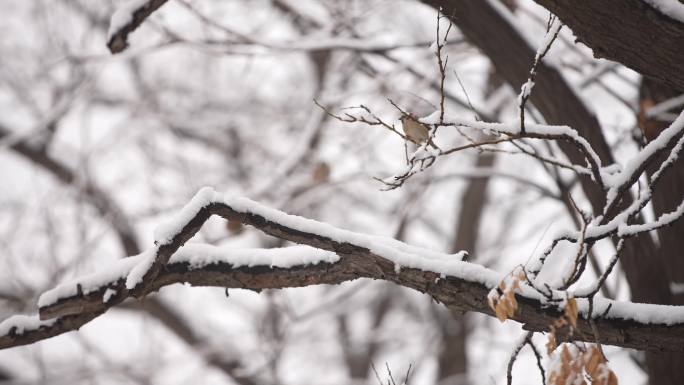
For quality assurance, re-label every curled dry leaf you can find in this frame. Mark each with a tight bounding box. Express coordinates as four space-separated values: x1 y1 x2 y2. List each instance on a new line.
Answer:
546 333 558 355
547 296 579 351
585 346 618 385
548 344 587 385
565 297 579 328
547 343 618 385
487 269 526 322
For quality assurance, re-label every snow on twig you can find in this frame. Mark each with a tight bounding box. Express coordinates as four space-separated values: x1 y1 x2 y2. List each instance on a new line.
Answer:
107 0 170 54
517 17 563 135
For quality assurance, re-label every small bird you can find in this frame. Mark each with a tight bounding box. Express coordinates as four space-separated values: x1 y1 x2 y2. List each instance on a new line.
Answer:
400 114 430 144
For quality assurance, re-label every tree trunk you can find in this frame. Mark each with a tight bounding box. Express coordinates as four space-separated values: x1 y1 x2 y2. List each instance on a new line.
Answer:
639 78 684 384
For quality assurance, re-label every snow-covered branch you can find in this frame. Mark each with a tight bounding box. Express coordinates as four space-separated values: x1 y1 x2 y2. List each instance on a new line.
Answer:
107 0 170 53
528 0 684 90
2 188 684 352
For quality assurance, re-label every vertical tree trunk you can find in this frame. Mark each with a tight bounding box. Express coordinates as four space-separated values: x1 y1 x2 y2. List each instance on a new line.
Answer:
421 1 680 383
639 78 684 384
438 152 496 384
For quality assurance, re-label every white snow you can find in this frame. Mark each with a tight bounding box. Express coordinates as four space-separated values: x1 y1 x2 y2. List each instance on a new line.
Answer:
169 244 340 269
38 254 142 308
103 288 118 303
516 19 563 106
643 0 684 23
645 94 684 119
517 79 534 104
671 281 684 295
125 248 157 289
0 315 56 336
537 19 563 57
107 0 148 41
219 193 486 281
153 186 218 244
603 110 684 190
619 198 684 236
38 244 339 308
589 296 684 325
420 112 601 175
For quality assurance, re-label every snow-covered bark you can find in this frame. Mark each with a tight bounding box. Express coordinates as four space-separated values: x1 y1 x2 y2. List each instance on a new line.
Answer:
3 187 684 352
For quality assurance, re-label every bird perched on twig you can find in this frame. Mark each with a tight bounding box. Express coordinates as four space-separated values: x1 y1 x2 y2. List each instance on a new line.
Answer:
400 114 429 143
400 114 441 150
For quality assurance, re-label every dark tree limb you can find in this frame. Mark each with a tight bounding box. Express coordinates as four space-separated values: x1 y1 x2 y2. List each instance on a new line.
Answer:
2 193 684 352
638 78 684 385
533 0 684 91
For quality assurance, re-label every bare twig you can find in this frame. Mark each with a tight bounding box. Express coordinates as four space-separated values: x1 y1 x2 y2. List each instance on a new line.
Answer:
518 17 562 135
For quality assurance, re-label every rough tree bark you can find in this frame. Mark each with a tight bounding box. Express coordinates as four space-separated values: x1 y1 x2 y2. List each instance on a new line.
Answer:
533 0 684 91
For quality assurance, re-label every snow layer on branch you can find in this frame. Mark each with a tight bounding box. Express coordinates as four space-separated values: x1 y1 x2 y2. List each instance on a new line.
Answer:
37 244 339 308
170 244 340 268
37 187 684 326
125 248 157 289
618 199 684 236
121 186 491 295
589 296 684 325
219 194 495 283
645 94 684 119
38 254 143 308
516 19 563 105
153 186 218 244
420 112 603 170
107 0 149 41
643 0 684 23
0 315 55 336
604 110 684 191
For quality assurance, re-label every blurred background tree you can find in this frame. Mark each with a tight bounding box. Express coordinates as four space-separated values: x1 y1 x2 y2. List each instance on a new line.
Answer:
0 1 682 384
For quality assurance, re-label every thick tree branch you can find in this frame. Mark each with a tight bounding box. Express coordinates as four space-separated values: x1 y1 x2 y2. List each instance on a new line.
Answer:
533 0 684 91
2 189 684 352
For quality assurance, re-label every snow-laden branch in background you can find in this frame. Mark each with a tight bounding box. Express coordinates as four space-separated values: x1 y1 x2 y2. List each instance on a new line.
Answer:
420 112 605 185
645 94 684 120
643 0 684 23
106 0 464 55
323 99 606 191
603 109 684 208
38 245 340 314
3 187 684 352
107 0 170 54
0 316 55 339
176 36 462 55
130 188 475 295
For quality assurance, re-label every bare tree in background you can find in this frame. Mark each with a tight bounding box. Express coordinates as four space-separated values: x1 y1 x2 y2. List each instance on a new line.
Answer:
1 1 684 385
